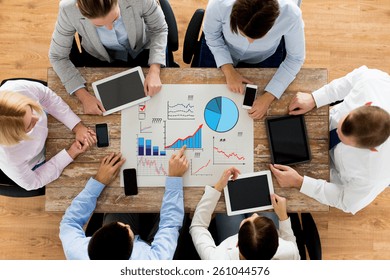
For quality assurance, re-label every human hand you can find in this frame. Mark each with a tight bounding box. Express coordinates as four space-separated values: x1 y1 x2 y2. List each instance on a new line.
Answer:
269 164 303 188
271 193 288 221
168 145 189 177
94 153 126 186
248 92 275 119
214 167 241 192
66 138 90 159
144 64 162 96
288 92 316 115
75 88 105 115
221 64 253 94
72 122 97 148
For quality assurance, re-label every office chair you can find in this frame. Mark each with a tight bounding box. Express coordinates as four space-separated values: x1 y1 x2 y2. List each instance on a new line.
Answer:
289 212 322 260
159 0 179 67
182 8 205 67
182 1 303 67
0 78 47 197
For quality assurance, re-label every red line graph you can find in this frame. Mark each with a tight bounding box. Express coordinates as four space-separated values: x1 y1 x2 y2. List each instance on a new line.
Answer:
137 157 167 176
193 159 211 174
165 124 203 149
213 147 245 161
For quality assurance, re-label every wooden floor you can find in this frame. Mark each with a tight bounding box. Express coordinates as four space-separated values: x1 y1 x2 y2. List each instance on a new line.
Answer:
0 0 389 259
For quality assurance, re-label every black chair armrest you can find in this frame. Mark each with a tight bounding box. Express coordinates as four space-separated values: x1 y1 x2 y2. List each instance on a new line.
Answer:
159 0 179 52
183 9 205 64
289 212 307 260
301 213 322 260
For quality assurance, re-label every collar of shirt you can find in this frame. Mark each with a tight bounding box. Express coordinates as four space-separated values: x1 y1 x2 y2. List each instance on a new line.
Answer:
95 13 131 61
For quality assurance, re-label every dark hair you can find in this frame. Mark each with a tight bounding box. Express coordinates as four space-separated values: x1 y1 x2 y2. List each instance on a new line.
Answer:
341 105 390 148
77 0 118 19
88 222 133 260
238 216 279 260
230 0 280 39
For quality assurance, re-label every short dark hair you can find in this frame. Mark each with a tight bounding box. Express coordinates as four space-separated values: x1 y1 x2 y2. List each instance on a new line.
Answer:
88 222 133 260
238 216 279 260
77 0 118 19
341 105 390 148
230 0 280 39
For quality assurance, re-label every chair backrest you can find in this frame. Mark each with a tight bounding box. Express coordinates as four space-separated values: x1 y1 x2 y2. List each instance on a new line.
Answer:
159 0 179 67
0 78 47 197
1 78 47 87
182 9 205 66
290 212 322 260
0 169 46 197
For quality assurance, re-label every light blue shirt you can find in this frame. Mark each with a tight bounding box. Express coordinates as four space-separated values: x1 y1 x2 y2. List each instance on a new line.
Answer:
203 0 305 98
96 13 138 61
59 177 184 260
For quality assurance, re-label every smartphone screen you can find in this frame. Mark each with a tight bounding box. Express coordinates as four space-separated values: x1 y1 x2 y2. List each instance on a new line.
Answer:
243 86 257 108
96 123 109 148
123 168 138 196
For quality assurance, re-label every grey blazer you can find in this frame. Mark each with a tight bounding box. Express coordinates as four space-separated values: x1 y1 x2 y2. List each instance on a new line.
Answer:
49 0 168 93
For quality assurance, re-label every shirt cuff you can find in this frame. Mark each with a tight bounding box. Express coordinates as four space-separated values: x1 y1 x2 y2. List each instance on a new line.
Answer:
84 177 106 194
311 87 330 108
279 217 292 230
70 85 85 95
165 177 183 191
205 185 222 200
58 149 74 167
300 175 318 197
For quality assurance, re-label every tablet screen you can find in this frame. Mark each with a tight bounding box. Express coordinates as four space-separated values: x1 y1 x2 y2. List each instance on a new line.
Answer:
266 115 311 165
224 171 274 216
92 67 150 115
227 175 271 211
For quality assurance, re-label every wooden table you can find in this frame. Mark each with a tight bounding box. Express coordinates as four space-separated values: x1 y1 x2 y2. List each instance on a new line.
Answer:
45 67 329 213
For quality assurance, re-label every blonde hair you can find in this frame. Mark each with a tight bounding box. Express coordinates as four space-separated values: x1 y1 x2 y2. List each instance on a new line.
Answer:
0 91 43 146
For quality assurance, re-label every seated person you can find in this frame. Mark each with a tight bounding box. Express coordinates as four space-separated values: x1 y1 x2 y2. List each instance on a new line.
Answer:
0 79 95 190
270 66 390 214
201 0 305 119
60 146 189 260
189 167 300 260
49 0 168 115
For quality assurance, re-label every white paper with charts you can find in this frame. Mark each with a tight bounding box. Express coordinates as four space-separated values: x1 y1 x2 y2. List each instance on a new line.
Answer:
120 84 254 187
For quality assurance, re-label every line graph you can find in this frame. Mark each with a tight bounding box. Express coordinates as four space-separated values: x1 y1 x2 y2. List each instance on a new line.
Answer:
165 124 203 149
137 157 167 176
190 159 212 176
167 101 195 120
139 121 152 133
212 136 246 165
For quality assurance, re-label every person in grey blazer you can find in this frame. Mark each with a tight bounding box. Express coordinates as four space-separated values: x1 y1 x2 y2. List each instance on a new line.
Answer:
49 0 168 115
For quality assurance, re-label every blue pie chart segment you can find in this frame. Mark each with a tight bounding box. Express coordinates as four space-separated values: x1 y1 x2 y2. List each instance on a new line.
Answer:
204 96 239 132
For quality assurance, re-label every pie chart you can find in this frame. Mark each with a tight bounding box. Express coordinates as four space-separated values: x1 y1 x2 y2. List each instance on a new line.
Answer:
204 96 239 132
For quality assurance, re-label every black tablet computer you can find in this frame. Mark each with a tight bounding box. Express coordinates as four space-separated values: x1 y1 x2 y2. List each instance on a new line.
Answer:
92 67 150 116
265 115 311 165
224 171 274 216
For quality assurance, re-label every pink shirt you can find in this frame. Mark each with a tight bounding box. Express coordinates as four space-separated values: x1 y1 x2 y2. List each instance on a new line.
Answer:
0 80 80 190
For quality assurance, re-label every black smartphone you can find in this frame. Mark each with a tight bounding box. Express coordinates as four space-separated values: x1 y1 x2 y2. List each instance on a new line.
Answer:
95 123 109 148
242 84 258 109
123 168 138 196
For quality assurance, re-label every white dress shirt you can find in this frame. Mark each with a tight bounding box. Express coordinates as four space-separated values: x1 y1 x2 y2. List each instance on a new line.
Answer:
0 80 80 190
203 0 305 98
189 186 300 260
300 66 390 214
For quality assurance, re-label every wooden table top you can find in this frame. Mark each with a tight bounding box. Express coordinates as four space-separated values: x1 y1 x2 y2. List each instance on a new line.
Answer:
45 67 329 213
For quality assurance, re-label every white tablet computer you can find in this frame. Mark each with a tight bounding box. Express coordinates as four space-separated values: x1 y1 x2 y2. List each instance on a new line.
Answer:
224 171 274 216
92 66 150 116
